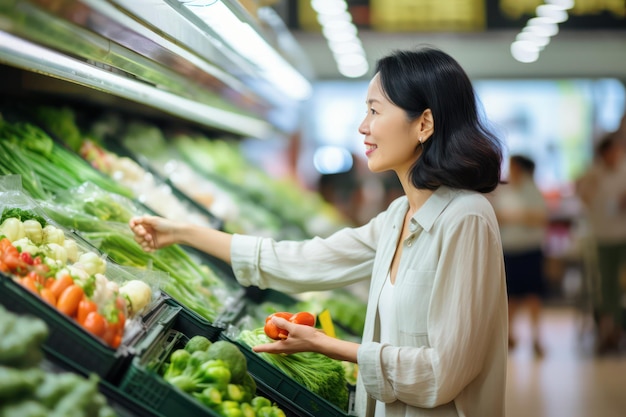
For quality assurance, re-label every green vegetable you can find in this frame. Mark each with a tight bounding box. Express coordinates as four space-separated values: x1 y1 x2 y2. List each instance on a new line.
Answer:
256 406 275 417
239 402 255 417
241 373 256 402
224 384 245 402
206 341 247 384
192 385 222 408
251 396 271 411
163 349 191 380
185 335 212 353
0 399 48 417
239 328 349 411
184 350 212 375
217 401 243 417
0 305 48 368
166 374 200 393
0 208 46 228
0 119 133 200
0 366 44 401
198 360 231 386
0 306 117 417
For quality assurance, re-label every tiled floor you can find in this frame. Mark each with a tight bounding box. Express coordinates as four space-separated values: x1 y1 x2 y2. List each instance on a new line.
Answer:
506 305 626 417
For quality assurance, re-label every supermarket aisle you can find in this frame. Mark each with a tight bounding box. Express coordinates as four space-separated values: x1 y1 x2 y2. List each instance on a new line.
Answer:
506 306 626 417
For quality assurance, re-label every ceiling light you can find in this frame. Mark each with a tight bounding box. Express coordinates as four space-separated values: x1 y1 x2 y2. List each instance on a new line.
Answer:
511 41 540 63
536 4 569 23
184 1 312 100
310 0 369 79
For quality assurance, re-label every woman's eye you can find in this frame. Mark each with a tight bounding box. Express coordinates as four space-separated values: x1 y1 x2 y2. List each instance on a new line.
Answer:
369 108 377 115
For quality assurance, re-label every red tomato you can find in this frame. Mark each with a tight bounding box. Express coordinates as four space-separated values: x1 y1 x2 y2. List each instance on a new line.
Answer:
290 311 316 327
20 252 34 265
82 311 106 338
264 320 288 340
263 312 293 340
265 311 293 323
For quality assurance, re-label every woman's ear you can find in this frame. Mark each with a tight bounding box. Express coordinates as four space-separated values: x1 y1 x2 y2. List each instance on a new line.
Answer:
418 109 434 142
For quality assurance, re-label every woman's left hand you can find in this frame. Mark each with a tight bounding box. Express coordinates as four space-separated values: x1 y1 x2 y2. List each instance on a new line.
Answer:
253 316 325 354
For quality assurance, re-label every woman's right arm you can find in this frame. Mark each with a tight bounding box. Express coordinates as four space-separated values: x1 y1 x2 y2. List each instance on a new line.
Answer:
129 216 233 264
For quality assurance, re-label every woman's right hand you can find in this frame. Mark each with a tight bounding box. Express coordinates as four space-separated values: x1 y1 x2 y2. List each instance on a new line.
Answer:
128 215 181 252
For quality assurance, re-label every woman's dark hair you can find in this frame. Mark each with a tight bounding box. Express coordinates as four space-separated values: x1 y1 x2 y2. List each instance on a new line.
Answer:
375 46 503 193
510 154 536 175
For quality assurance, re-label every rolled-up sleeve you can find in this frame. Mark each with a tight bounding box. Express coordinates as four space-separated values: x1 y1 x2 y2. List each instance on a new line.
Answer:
230 216 383 294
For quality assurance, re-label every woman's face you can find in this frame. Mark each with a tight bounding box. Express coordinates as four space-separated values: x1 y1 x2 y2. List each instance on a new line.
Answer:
358 73 421 175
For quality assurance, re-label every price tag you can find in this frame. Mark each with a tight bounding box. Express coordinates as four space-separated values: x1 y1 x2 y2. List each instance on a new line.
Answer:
317 309 336 338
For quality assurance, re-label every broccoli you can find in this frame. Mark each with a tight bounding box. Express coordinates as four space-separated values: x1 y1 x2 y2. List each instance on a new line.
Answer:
206 341 247 384
184 335 212 353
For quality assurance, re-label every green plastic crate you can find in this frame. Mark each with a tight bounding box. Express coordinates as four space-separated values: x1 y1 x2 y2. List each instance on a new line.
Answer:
117 300 224 417
0 273 131 381
222 334 352 417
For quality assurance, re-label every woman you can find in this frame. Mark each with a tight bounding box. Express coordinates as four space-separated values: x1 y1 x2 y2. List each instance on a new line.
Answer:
577 132 626 354
491 155 548 357
130 47 508 417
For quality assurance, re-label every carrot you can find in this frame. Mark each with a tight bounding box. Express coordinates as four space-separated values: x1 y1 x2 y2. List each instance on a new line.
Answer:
49 273 74 298
40 288 57 306
19 276 39 294
56 284 84 317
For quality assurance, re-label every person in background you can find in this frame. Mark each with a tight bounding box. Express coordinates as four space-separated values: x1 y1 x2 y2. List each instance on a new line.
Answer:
577 132 626 355
491 155 549 358
129 47 508 417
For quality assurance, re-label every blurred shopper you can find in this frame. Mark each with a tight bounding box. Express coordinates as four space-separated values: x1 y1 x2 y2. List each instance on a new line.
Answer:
129 47 507 417
491 155 549 358
577 132 626 354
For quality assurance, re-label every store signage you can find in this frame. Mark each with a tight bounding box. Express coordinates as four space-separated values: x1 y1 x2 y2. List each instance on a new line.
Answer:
293 0 625 31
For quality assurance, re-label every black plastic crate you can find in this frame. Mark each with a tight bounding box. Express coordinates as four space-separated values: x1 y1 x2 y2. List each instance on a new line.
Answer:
0 272 132 381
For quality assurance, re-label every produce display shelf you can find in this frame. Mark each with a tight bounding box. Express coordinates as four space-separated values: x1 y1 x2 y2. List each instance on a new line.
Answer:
0 272 132 382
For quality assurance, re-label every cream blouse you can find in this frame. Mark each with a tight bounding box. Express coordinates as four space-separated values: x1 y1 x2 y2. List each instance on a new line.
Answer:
231 186 508 417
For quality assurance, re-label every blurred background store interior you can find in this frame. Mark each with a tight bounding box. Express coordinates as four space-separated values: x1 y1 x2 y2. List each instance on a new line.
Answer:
251 2 626 417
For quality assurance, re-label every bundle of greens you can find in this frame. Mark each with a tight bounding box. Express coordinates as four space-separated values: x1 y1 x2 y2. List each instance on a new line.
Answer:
237 328 349 411
0 119 133 199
